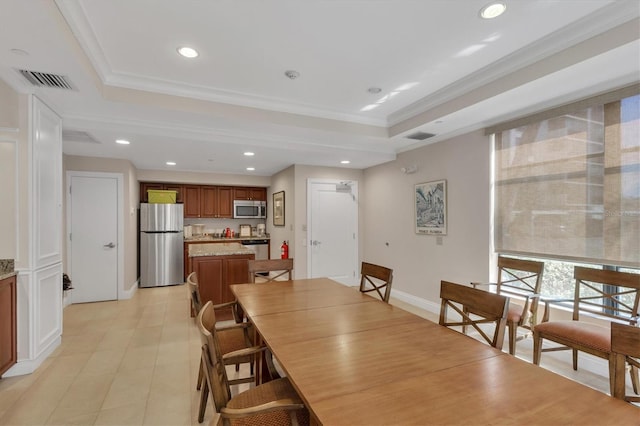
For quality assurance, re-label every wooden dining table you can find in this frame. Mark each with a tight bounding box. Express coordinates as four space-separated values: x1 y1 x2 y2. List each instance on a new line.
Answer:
231 278 639 425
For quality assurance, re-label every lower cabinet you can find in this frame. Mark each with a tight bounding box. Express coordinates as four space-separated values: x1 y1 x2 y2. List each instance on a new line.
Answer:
0 275 17 377
189 254 254 320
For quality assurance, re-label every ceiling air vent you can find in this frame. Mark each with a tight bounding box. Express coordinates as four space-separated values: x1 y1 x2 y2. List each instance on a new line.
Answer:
17 69 74 90
62 130 100 144
406 131 436 141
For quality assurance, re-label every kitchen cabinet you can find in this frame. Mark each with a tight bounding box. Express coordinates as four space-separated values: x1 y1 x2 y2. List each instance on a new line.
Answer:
140 182 184 203
184 185 233 218
0 274 17 377
234 187 266 201
189 253 253 320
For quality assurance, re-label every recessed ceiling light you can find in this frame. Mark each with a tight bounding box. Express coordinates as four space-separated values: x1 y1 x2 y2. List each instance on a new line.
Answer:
177 46 199 58
166 161 176 166
367 87 382 94
244 152 255 156
480 2 506 19
246 167 255 171
115 139 130 145
341 160 350 164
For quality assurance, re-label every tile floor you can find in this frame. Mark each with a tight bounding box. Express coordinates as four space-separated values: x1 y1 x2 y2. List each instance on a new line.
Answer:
0 285 632 426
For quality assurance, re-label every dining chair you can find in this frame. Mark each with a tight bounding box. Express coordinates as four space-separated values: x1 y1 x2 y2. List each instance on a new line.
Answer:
470 256 544 355
188 272 254 391
197 301 309 425
533 266 640 396
439 280 510 349
359 262 393 303
247 258 294 283
611 322 640 403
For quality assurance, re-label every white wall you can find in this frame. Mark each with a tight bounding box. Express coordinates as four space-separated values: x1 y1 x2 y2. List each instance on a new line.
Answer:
137 169 270 187
268 165 295 262
362 130 492 311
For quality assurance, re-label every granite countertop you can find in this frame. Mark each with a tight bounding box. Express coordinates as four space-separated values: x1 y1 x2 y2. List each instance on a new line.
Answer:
185 236 269 242
188 242 254 258
0 259 16 280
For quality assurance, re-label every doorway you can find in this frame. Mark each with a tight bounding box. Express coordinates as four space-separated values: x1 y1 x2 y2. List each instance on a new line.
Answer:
307 179 358 285
66 172 122 303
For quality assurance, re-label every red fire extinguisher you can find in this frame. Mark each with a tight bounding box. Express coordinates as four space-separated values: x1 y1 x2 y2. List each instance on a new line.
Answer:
281 241 289 259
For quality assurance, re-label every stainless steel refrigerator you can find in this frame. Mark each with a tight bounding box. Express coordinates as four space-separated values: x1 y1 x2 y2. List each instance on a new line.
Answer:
140 203 184 287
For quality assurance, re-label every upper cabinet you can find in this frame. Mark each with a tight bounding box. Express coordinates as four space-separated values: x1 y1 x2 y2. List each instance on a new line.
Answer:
184 185 233 218
140 182 184 203
140 182 263 218
233 187 266 201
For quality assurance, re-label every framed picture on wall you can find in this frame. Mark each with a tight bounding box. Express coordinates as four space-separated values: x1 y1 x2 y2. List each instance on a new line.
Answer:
415 180 447 235
273 191 285 226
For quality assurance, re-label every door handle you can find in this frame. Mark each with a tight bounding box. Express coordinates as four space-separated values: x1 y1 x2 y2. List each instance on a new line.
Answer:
311 240 321 246
104 242 116 248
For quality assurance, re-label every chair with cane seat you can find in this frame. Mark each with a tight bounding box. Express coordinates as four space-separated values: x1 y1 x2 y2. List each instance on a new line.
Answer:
247 259 294 283
197 301 309 425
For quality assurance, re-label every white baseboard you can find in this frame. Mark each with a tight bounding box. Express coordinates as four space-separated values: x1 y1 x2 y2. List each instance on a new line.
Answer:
390 288 440 315
3 336 61 377
119 280 138 300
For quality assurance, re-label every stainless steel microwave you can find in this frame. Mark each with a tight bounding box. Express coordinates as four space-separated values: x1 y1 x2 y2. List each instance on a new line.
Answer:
233 200 266 219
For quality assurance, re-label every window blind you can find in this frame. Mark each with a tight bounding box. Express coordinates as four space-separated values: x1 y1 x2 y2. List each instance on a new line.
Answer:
493 94 640 267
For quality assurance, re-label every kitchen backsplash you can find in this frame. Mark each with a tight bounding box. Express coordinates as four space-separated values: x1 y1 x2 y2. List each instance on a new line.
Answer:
183 218 265 235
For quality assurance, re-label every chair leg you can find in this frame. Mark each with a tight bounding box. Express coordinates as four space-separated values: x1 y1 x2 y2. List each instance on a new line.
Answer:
507 321 516 355
235 363 240 372
196 358 204 391
572 348 578 371
198 377 209 423
532 332 542 365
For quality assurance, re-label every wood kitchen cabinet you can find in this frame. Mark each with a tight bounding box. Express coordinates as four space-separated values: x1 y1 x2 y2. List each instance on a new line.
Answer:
140 182 184 203
185 185 233 218
234 187 266 201
189 254 253 320
0 274 17 377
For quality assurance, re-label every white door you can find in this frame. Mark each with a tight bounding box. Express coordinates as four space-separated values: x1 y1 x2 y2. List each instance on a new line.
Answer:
307 179 358 285
68 174 119 302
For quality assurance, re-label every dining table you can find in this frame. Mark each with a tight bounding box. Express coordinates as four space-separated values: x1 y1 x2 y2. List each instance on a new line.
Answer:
230 277 639 425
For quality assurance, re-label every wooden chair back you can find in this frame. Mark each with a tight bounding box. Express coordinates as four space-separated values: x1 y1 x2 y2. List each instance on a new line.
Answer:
611 322 640 403
248 259 293 283
187 271 202 314
197 301 233 413
359 262 393 303
568 267 640 323
439 280 509 349
495 256 544 327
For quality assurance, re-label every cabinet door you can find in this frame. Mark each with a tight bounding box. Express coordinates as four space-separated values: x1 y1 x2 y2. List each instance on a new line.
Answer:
183 185 201 217
233 187 250 200
0 275 17 377
201 186 217 217
223 256 253 303
217 187 234 218
191 257 224 306
250 188 267 201
163 184 184 203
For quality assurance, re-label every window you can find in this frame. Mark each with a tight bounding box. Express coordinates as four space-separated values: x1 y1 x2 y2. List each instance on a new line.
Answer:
491 91 639 297
493 94 639 268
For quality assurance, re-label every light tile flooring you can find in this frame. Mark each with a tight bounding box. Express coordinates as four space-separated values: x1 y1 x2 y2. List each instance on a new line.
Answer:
0 286 632 426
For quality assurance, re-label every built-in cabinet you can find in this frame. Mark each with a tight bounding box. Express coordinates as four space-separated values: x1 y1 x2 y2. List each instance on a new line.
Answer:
189 253 254 320
0 274 17 377
140 182 265 219
233 187 266 201
183 185 233 218
140 182 184 203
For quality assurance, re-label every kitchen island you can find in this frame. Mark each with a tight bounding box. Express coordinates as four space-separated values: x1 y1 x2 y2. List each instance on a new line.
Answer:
188 243 254 320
